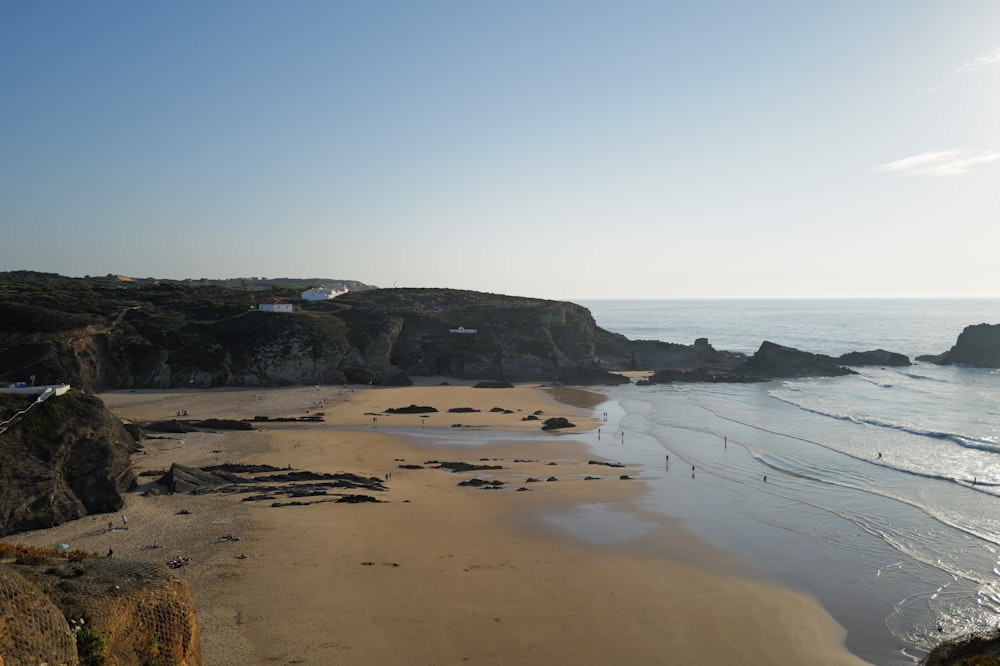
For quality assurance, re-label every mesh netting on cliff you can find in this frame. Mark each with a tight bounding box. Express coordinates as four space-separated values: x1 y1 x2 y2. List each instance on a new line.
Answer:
0 543 199 666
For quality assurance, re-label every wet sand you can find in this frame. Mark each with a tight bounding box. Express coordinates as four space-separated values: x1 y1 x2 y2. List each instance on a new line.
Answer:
8 383 870 665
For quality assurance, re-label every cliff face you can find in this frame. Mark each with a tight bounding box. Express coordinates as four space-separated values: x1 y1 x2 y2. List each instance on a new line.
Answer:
917 323 1000 368
0 391 137 538
337 288 622 383
0 557 202 666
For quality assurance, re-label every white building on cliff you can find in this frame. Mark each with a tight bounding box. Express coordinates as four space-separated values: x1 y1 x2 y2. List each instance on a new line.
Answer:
301 285 348 301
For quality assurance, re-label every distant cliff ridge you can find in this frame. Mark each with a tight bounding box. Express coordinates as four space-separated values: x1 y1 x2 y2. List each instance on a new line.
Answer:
0 271 923 390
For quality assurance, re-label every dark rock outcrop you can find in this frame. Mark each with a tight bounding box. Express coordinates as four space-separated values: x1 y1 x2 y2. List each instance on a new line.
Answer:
743 341 856 379
0 391 137 538
431 461 504 473
541 417 576 431
155 463 246 494
920 628 1000 665
649 341 856 384
918 323 1000 368
385 404 438 414
837 349 911 366
139 418 254 432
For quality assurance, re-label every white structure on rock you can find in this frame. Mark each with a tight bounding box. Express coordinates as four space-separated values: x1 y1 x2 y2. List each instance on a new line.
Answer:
301 285 348 301
259 298 294 313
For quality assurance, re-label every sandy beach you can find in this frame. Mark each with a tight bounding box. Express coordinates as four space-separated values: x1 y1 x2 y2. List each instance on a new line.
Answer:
8 382 870 665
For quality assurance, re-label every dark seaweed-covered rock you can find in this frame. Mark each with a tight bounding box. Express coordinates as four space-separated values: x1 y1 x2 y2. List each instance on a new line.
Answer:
541 417 576 431
432 461 504 473
385 404 438 414
588 460 625 468
458 478 505 487
336 494 380 503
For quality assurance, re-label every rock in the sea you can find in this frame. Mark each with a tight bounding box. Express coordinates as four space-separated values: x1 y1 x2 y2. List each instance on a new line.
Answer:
743 341 856 379
837 349 911 366
918 323 1000 368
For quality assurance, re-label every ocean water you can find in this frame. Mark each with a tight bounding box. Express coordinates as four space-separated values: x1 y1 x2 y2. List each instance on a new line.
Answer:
571 298 1000 664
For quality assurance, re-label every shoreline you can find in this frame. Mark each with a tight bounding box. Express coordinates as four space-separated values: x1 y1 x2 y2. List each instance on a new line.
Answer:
7 384 870 665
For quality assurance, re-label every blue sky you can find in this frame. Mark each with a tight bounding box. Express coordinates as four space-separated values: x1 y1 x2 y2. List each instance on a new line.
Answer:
2 1 998 299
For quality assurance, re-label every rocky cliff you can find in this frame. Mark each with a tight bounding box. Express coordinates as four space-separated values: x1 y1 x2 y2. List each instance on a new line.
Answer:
0 390 137 538
917 323 1000 368
0 274 633 388
0 271 913 389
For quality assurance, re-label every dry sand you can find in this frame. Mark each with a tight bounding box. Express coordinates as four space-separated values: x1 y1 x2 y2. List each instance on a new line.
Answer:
8 383 870 665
